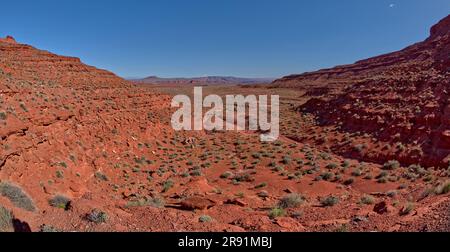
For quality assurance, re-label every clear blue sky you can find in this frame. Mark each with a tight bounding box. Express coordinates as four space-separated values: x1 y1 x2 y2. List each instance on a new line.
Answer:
1 0 449 78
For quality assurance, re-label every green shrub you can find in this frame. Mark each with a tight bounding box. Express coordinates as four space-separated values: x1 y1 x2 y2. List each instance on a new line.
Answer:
95 172 109 181
49 195 71 210
39 224 59 232
220 171 233 179
360 195 375 205
0 112 7 120
162 180 174 192
255 182 267 189
0 206 14 232
321 172 333 181
326 163 338 169
435 180 450 195
282 156 292 165
269 207 285 219
351 169 362 177
199 215 213 223
320 196 339 207
0 182 36 212
383 160 400 170
400 203 415 216
86 209 108 223
278 194 304 209
343 178 354 185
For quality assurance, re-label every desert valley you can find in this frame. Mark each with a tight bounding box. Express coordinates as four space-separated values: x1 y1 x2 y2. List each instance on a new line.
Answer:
0 15 449 232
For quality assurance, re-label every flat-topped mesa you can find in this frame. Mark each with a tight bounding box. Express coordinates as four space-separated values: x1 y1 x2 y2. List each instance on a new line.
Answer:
0 36 128 88
272 15 450 90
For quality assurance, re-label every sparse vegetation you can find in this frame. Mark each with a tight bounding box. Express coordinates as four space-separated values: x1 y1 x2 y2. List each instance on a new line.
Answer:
400 203 415 216
95 171 109 181
321 196 339 207
269 207 285 219
383 160 400 170
49 195 71 210
86 209 108 224
126 197 166 208
199 215 213 223
0 182 36 212
162 179 174 192
360 195 375 205
0 205 14 232
278 193 304 209
435 180 450 195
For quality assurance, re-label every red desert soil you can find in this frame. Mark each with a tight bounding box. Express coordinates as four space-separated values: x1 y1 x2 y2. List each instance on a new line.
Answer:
0 16 449 232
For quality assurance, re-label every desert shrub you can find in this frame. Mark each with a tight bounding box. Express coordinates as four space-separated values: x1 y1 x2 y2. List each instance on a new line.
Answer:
321 172 333 181
343 178 354 185
162 180 174 192
234 173 252 182
408 164 428 177
282 156 292 165
342 160 351 168
39 224 59 232
0 205 14 232
383 160 400 170
220 171 233 179
95 172 109 181
0 111 7 120
326 163 338 169
0 182 36 212
269 207 285 219
351 169 362 177
360 195 375 205
278 194 304 209
321 196 339 207
400 203 415 216
49 195 71 210
190 169 202 177
56 170 64 179
58 162 68 169
377 177 388 184
86 209 108 224
435 180 450 195
387 190 398 198
255 182 267 189
334 224 350 233
199 215 213 223
126 197 165 208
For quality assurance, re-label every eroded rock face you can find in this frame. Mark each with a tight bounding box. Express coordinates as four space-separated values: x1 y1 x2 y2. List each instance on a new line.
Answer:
273 15 450 91
0 36 17 44
0 37 127 88
274 15 450 168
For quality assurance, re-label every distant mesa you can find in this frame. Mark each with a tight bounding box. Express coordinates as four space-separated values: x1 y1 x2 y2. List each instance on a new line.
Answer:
272 14 450 89
133 76 275 85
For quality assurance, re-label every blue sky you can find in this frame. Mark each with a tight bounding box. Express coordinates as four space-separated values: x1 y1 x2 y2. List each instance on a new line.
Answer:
1 0 449 78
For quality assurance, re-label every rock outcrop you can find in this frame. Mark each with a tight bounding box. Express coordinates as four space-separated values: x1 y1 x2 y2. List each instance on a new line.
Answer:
274 15 450 167
0 36 127 88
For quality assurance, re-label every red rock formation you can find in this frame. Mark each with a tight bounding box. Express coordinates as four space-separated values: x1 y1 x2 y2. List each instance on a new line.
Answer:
0 36 127 88
275 15 450 167
273 15 449 94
